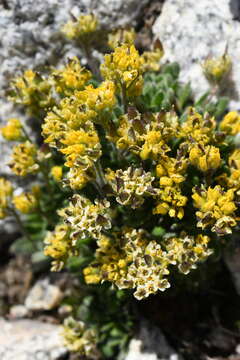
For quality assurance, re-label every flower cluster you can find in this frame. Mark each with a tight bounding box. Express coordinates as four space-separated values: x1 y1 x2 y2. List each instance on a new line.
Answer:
3 13 240 307
44 224 76 271
84 229 212 300
62 317 99 359
0 178 13 219
101 44 144 97
202 53 232 84
62 14 98 41
9 70 54 115
106 166 159 208
220 111 240 135
58 194 111 240
1 118 23 141
13 191 38 214
192 185 237 235
51 57 92 96
108 28 136 49
8 141 39 176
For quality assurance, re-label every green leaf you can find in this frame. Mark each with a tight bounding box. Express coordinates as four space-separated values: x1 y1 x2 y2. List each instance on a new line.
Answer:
177 83 192 110
152 91 164 107
214 97 229 118
152 226 165 237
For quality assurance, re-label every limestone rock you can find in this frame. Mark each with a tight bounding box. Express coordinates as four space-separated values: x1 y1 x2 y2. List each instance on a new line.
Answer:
9 304 29 319
0 318 67 360
25 279 63 311
153 0 240 109
0 0 148 95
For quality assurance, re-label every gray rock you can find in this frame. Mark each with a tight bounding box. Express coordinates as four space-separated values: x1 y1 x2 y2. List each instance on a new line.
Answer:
0 0 148 96
9 304 29 318
25 279 63 311
0 318 67 360
125 320 180 360
153 0 240 109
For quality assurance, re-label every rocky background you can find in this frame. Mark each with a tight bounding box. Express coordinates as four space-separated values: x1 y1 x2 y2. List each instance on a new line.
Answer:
1 0 240 359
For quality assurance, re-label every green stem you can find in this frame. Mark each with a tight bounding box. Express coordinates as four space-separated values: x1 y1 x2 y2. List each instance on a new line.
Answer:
121 83 128 113
10 207 34 245
39 163 53 195
22 126 33 143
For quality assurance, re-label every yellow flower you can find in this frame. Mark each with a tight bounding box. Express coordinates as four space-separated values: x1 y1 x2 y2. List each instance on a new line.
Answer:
65 166 92 190
9 70 54 114
62 317 99 358
141 48 164 72
189 145 221 172
58 194 111 240
44 224 75 271
108 28 136 49
13 192 38 214
62 14 98 40
101 44 144 97
192 185 237 235
140 130 168 160
60 129 101 169
156 154 188 185
220 111 240 135
153 185 187 219
107 167 159 208
202 54 232 83
1 118 23 141
8 141 39 176
51 166 63 181
51 57 92 96
180 108 216 145
0 178 13 219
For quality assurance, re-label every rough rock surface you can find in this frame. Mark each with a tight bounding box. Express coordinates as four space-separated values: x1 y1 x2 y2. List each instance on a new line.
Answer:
0 318 68 360
125 320 180 360
25 278 63 311
153 0 240 109
0 0 148 95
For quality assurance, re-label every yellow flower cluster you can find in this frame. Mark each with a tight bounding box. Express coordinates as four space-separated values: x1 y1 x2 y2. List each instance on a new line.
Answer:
42 80 115 189
51 166 63 182
106 166 159 208
219 149 240 192
58 194 111 240
1 118 23 141
202 54 232 84
51 57 92 96
44 224 76 271
108 27 136 49
8 141 39 176
62 14 98 41
84 229 212 300
141 48 163 72
9 70 54 114
220 111 240 135
0 178 13 219
189 145 221 172
13 191 38 214
179 109 216 145
101 44 144 97
192 185 237 235
111 109 178 159
62 317 99 359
